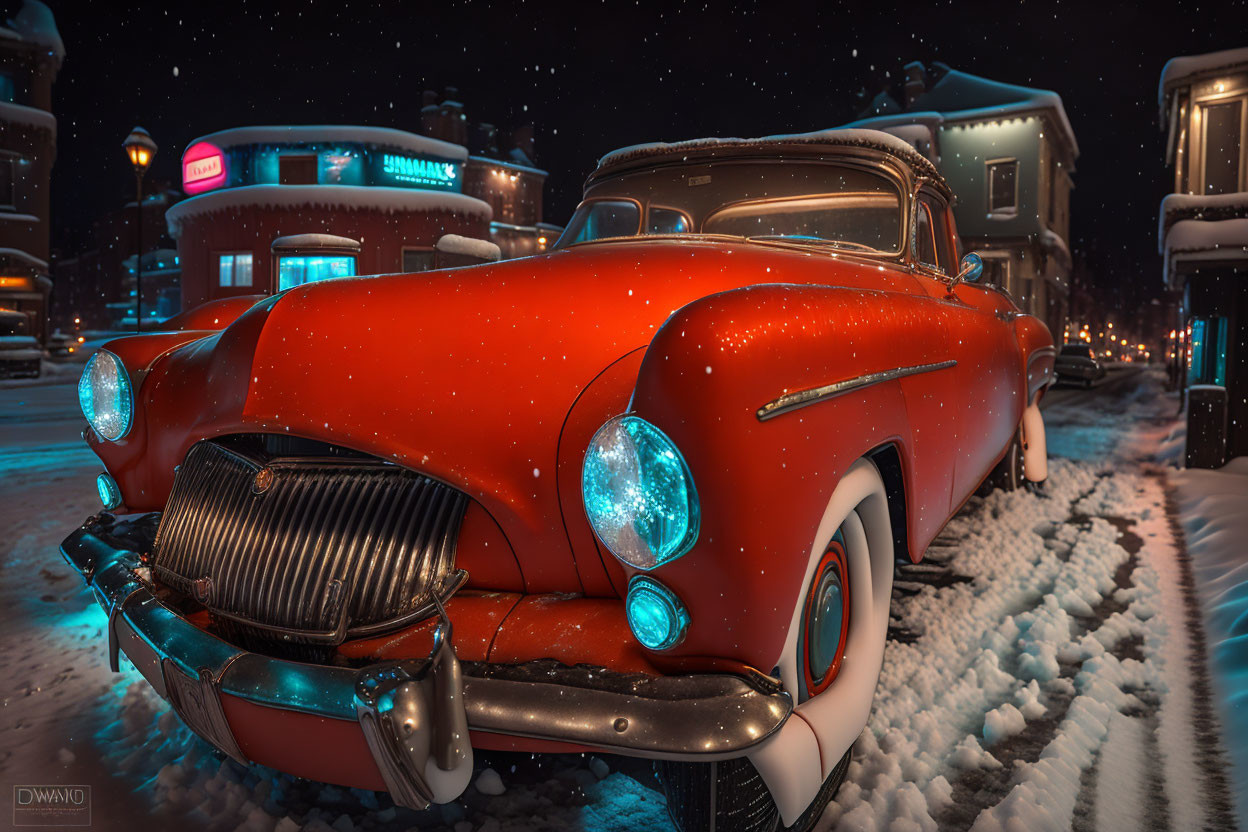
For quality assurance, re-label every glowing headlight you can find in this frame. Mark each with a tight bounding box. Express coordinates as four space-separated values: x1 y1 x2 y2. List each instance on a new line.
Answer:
78 350 133 441
581 414 699 570
96 473 122 510
626 575 689 650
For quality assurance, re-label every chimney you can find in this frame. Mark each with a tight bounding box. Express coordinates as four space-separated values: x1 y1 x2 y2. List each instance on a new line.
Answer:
903 61 925 109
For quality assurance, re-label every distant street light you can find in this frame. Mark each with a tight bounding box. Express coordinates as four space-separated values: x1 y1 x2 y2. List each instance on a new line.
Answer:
122 126 157 333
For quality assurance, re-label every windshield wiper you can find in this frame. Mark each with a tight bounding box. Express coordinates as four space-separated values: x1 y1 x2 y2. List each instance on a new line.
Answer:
745 235 878 253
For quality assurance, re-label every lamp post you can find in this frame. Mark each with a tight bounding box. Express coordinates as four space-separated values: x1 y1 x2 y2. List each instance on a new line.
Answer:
122 126 157 332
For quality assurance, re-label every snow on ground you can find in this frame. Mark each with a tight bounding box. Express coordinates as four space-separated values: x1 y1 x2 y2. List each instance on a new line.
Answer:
0 368 1239 832
1172 456 1248 825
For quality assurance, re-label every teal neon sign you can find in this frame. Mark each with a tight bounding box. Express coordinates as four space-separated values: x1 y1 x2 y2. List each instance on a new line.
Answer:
381 154 459 188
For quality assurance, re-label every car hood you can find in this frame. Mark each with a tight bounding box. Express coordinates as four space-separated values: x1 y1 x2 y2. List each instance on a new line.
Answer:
134 239 914 593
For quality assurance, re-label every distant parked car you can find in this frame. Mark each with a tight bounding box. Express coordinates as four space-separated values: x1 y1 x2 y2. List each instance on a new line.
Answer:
1055 343 1106 387
0 310 41 379
45 331 78 359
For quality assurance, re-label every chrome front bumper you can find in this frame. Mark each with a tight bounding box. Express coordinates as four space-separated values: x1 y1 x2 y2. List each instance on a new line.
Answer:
61 518 791 797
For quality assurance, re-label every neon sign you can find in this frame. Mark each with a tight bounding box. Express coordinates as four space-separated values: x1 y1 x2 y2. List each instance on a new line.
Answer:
182 142 227 194
381 154 458 188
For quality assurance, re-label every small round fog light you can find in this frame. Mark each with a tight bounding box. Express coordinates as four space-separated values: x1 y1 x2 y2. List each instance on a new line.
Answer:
625 575 689 651
96 473 122 511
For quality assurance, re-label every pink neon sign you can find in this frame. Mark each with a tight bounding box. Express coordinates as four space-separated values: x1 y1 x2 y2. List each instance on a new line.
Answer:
182 142 227 194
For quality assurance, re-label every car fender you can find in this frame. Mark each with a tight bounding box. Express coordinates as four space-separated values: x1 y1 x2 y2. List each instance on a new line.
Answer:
625 282 943 672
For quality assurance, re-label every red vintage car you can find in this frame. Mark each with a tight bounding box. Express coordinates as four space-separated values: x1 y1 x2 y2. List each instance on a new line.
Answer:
63 129 1054 832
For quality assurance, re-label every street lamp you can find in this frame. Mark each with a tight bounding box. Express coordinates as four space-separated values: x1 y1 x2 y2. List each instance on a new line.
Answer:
122 126 157 332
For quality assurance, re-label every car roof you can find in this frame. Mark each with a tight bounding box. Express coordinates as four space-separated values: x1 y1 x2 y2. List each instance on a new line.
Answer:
590 127 947 191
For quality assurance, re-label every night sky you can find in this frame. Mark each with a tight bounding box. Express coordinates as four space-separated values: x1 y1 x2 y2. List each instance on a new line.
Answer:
35 0 1248 312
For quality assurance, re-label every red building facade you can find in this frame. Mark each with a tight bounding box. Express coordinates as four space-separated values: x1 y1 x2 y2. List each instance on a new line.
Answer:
166 126 493 309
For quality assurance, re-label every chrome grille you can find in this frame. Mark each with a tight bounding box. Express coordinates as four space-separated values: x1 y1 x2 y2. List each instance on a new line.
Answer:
153 438 468 644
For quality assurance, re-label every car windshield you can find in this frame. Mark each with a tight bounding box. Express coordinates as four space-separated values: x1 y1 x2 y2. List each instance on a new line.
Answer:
554 160 903 254
1060 345 1093 359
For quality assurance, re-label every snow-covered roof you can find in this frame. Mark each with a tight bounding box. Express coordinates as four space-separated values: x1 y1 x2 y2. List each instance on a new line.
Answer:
1159 46 1248 116
1 1 63 63
1039 228 1072 270
164 185 492 238
0 100 55 132
435 234 501 261
595 128 944 184
187 126 468 161
1163 217 1248 286
1158 193 1248 252
271 233 361 251
854 69 1079 160
0 247 48 270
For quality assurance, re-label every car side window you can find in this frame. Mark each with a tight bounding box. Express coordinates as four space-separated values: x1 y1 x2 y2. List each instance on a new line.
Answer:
916 193 953 274
648 206 691 235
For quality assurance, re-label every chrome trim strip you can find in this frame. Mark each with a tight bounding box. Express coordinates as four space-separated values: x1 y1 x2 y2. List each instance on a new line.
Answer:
60 523 791 762
756 360 958 422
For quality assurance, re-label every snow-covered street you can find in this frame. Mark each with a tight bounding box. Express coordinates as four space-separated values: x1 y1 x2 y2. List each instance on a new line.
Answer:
0 369 1240 832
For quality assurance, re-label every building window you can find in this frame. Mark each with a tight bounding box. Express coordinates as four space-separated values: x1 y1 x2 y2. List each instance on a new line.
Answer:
0 157 13 209
0 72 14 103
218 253 253 287
278 255 355 290
279 154 318 185
1201 100 1244 195
1189 316 1229 387
986 158 1018 215
402 248 436 273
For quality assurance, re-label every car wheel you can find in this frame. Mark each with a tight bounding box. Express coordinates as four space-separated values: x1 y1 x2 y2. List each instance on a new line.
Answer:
977 435 1023 495
656 459 891 831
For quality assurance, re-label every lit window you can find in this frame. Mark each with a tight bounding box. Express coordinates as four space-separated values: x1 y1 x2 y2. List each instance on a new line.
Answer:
0 72 13 103
278 255 355 290
986 159 1018 215
217 253 253 287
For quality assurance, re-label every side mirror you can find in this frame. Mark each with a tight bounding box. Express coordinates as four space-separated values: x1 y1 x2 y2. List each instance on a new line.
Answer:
948 252 983 291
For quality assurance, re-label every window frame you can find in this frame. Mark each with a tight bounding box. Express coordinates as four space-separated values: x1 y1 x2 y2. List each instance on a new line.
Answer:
911 190 954 275
986 157 1019 217
1193 92 1247 195
645 204 694 236
554 196 644 248
400 246 437 273
275 253 357 291
215 251 254 288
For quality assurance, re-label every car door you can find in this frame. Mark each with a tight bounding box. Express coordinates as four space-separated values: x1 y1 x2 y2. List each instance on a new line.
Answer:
910 189 1023 509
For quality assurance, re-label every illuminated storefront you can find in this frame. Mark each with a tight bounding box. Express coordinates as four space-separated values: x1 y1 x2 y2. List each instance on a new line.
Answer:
166 126 494 308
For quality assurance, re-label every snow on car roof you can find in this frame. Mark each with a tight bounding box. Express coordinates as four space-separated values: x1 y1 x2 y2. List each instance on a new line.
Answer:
594 127 945 184
189 125 469 161
165 185 492 238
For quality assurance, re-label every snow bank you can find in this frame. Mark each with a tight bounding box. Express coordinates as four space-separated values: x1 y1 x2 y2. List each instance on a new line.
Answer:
435 234 501 261
190 125 467 161
1172 457 1248 825
596 127 943 182
165 186 493 237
